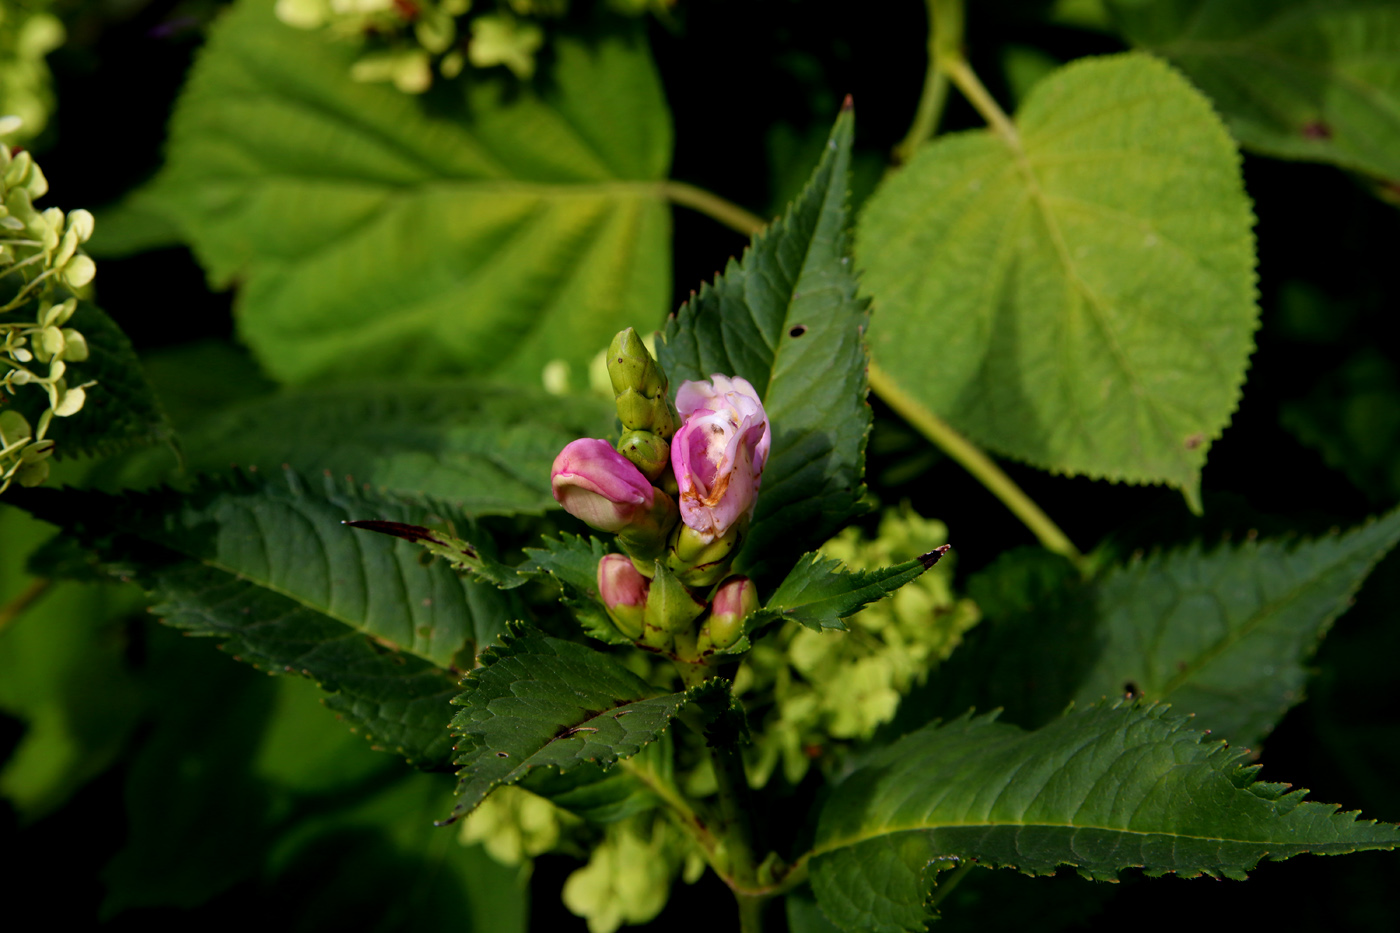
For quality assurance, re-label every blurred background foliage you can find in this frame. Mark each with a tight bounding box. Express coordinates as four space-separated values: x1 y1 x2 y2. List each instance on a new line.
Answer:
3 0 1400 930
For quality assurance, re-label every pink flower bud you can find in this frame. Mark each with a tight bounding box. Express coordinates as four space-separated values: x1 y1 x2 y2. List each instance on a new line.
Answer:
598 554 649 640
700 575 759 653
551 438 655 533
671 375 770 543
597 554 649 609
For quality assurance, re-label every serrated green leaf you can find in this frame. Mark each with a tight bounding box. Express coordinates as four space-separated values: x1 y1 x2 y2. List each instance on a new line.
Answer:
9 470 521 766
658 105 871 585
138 0 671 386
918 508 1400 749
745 546 950 639
1109 0 1400 183
148 561 463 766
446 623 722 821
158 382 612 515
859 53 1257 507
810 702 1400 933
344 518 526 589
10 302 173 460
519 532 631 644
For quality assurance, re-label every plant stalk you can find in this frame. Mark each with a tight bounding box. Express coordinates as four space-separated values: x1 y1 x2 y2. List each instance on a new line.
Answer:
869 362 1083 566
894 0 964 163
662 181 766 237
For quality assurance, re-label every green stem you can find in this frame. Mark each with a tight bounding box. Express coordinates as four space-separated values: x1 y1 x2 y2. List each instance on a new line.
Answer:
941 54 1019 145
893 0 964 163
663 181 766 237
736 892 766 933
0 578 51 634
869 361 1083 566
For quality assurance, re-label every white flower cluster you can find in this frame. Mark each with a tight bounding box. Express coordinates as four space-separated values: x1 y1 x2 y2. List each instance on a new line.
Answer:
1 132 96 494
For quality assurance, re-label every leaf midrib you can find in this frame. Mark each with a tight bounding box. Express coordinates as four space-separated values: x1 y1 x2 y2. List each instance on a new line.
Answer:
810 815 1378 860
993 106 1191 480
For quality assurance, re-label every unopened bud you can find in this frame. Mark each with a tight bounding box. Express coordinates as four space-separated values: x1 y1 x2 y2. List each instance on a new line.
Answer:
607 328 676 438
667 519 746 587
617 429 670 482
551 438 654 533
706 576 758 651
598 554 648 640
642 561 706 650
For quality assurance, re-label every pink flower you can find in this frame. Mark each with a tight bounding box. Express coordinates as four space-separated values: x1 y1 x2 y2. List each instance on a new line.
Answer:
671 375 770 543
551 438 655 533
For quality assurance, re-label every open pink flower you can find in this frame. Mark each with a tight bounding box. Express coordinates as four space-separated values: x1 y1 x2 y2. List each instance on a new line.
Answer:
671 375 770 543
551 438 654 533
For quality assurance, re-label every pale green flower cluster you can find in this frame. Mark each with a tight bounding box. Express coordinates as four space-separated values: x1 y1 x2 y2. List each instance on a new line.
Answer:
273 0 670 93
461 787 702 933
1 134 96 494
0 1 63 144
732 504 980 787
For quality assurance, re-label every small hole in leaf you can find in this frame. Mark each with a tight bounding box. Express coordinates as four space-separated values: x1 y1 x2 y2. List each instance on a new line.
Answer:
496 751 509 758
789 325 807 338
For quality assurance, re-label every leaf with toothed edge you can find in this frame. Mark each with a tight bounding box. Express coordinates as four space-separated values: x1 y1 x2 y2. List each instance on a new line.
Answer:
906 505 1400 751
345 519 527 589
658 102 872 588
857 54 1257 510
517 533 632 645
444 622 727 823
808 701 1400 933
723 546 951 653
6 471 522 767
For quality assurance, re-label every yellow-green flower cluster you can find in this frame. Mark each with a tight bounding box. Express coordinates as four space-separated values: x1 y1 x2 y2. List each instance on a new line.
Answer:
273 0 671 93
1 136 96 494
731 504 981 786
0 1 63 144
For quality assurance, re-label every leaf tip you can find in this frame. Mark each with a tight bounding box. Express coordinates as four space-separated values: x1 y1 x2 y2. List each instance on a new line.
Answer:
919 544 952 570
841 93 854 112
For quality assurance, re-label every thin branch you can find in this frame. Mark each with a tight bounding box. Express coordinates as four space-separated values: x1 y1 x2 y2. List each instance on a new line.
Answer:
663 181 766 237
869 361 1083 566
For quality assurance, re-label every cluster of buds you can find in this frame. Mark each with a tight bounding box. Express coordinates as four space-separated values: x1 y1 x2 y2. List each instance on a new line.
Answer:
1 134 96 494
551 328 766 676
275 0 672 93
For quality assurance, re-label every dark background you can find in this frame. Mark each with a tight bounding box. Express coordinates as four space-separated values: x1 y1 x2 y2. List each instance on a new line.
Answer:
5 0 1398 929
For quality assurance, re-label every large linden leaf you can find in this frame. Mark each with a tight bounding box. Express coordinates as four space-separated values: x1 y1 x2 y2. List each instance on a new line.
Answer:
858 54 1257 508
1109 0 1400 183
810 702 1400 933
139 0 671 386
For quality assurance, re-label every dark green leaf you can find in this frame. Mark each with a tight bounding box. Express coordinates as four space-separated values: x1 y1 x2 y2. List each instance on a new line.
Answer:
345 518 526 589
1110 0 1400 183
168 382 611 516
445 622 721 821
658 105 871 585
137 0 672 386
810 702 1400 933
519 532 630 645
740 546 950 644
858 54 1257 508
920 508 1400 749
10 471 522 765
11 301 173 460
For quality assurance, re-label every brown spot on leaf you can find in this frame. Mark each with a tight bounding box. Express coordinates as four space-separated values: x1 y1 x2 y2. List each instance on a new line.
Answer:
789 324 807 338
1301 120 1332 140
1184 433 1206 450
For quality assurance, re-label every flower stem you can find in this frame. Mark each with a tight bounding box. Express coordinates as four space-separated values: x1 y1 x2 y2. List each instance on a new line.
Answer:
869 361 1083 567
941 53 1018 145
893 0 963 163
662 181 766 237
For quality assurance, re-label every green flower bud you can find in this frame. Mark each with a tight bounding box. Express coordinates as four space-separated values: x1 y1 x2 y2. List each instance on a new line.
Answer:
642 561 706 649
607 328 677 438
702 576 759 652
617 429 670 482
666 518 746 588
